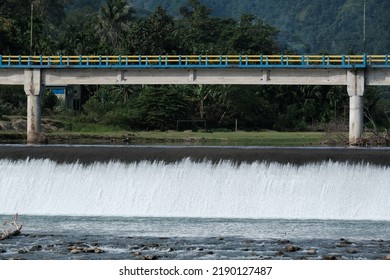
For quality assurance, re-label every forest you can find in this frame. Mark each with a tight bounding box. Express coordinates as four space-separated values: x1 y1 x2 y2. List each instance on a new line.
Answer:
0 0 389 133
68 0 390 54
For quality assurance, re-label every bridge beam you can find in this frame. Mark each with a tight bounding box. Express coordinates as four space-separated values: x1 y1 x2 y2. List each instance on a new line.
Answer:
347 70 365 145
24 69 43 144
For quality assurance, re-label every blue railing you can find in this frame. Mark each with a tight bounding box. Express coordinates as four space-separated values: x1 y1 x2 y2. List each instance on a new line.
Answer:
0 54 389 69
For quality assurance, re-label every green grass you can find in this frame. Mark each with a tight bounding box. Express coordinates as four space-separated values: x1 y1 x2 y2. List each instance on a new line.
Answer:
133 131 325 146
69 123 124 133
0 130 326 146
0 116 328 146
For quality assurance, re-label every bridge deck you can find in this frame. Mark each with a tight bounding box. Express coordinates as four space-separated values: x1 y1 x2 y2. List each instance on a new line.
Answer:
0 54 389 69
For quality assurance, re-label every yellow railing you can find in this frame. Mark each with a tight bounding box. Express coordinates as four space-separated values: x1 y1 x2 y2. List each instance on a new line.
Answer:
0 54 388 67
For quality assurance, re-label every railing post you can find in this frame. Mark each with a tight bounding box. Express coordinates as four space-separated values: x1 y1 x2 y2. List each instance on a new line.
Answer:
363 53 367 67
118 55 122 66
158 55 162 66
18 55 22 66
60 55 63 66
0 55 2 66
198 55 202 65
179 55 182 66
219 55 222 66
99 55 102 66
386 54 389 66
39 55 43 65
342 54 345 66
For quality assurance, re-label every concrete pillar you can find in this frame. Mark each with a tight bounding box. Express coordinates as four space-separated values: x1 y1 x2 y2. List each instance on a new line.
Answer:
347 70 365 145
24 69 42 144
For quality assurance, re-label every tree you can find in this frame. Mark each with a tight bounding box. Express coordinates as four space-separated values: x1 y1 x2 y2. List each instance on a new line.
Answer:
57 7 100 54
178 0 219 53
133 86 191 130
97 0 134 53
128 6 178 54
42 89 59 111
229 13 279 54
0 0 31 54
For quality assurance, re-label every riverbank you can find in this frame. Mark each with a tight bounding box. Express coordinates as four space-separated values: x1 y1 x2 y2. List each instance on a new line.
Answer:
0 130 327 146
2 116 388 146
0 117 327 146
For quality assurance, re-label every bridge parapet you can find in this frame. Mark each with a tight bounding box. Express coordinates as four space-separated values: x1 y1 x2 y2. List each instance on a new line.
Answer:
0 54 389 69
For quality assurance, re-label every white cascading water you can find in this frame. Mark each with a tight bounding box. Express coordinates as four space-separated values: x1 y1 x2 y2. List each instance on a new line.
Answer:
0 158 389 220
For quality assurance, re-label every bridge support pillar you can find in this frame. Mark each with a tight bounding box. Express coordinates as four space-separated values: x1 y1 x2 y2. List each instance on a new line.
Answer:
347 70 365 145
24 69 43 144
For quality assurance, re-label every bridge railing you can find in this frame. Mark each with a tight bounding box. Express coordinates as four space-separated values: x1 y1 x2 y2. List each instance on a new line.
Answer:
0 54 389 68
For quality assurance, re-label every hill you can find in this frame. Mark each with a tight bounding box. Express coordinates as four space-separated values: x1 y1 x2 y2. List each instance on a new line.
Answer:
65 0 390 53
125 0 388 54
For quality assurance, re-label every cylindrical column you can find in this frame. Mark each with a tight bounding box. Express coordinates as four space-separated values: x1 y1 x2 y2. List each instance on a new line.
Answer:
349 95 364 145
347 70 365 145
24 69 42 144
26 93 41 144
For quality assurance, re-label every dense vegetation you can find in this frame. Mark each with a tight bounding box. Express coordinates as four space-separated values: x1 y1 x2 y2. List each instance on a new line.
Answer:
0 0 389 132
67 0 390 54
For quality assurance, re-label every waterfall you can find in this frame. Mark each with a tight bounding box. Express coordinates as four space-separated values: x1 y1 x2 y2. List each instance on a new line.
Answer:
0 158 389 220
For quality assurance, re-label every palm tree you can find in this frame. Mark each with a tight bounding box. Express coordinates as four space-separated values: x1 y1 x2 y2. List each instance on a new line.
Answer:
97 0 134 53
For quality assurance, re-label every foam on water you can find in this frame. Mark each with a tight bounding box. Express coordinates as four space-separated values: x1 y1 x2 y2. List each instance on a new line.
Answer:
0 158 389 220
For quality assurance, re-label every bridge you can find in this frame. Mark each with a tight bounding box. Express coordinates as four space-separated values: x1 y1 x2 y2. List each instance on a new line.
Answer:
0 54 390 144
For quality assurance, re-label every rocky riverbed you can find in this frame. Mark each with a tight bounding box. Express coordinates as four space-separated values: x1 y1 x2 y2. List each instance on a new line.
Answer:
1 233 389 260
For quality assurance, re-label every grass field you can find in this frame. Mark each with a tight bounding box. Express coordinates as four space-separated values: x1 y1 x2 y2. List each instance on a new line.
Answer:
131 130 326 146
0 118 335 146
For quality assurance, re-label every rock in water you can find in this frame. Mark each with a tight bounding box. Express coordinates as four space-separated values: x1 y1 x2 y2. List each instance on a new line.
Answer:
285 244 301 252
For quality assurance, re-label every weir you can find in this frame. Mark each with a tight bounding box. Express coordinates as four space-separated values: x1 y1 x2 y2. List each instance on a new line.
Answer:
1 54 390 144
0 158 389 220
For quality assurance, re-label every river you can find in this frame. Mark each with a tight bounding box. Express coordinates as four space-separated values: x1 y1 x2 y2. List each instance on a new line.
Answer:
0 145 389 260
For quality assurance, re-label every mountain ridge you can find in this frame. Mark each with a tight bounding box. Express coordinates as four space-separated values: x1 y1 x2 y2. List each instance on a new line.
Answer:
125 0 389 54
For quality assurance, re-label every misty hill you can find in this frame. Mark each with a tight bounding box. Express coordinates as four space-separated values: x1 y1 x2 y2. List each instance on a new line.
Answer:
68 0 390 54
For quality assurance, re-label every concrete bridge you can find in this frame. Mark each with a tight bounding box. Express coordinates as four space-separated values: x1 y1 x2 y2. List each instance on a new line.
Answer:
0 54 389 144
